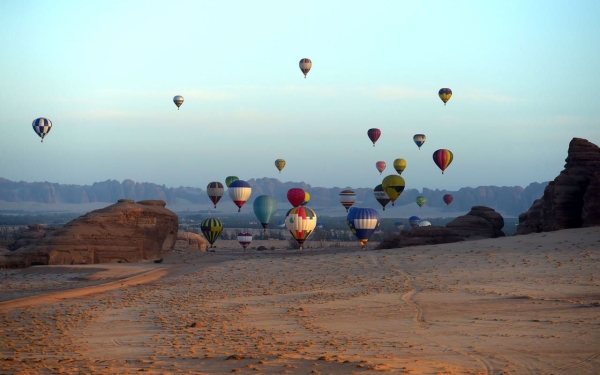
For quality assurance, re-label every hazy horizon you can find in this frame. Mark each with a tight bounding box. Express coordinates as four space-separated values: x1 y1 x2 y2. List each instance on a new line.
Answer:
1 1 598 192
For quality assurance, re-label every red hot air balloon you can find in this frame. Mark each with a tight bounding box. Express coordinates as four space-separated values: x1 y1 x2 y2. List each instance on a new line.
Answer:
375 161 386 175
367 128 381 147
433 149 454 174
443 194 454 206
287 188 305 207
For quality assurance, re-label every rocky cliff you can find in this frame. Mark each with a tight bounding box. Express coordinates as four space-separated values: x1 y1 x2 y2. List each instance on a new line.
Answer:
1 200 178 268
517 138 600 234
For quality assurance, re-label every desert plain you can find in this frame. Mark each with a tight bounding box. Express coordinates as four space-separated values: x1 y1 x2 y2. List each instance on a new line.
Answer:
1 227 599 375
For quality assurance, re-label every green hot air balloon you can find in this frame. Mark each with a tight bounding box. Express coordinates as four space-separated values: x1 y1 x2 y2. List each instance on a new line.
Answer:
225 176 239 188
200 218 223 247
253 195 277 233
415 196 426 208
381 175 406 206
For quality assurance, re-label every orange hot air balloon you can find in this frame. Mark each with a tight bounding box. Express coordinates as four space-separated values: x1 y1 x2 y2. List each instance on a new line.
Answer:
375 161 386 174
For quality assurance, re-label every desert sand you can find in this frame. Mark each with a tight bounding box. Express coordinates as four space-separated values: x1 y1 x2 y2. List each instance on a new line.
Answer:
1 228 599 375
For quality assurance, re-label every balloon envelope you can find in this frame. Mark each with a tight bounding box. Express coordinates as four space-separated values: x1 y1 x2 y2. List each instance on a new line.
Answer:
285 206 317 249
381 175 406 205
367 128 381 146
237 232 252 249
253 195 277 232
416 196 426 208
413 134 426 150
394 221 405 232
206 182 224 208
375 161 386 174
299 58 312 78
433 149 454 174
287 188 305 207
443 194 454 206
347 207 380 250
393 159 407 175
228 180 252 212
438 88 452 105
173 95 184 110
200 218 223 246
408 216 420 229
32 118 52 142
275 159 286 173
373 184 390 210
339 190 357 212
225 176 239 187
420 220 432 227
301 191 311 206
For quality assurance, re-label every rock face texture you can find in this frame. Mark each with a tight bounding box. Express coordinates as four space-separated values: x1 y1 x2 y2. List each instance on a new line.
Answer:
375 227 465 250
517 138 600 234
1 200 178 268
446 206 505 239
175 231 208 252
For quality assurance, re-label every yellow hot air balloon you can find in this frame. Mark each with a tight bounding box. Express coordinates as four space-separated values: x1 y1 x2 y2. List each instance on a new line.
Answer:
275 159 286 173
393 158 406 175
381 175 406 206
438 88 452 106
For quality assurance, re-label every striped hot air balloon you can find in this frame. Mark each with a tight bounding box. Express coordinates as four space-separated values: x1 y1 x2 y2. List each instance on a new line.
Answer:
433 149 454 174
299 58 312 78
173 95 184 110
339 190 357 212
285 206 317 250
438 88 452 105
206 182 224 208
413 134 426 150
225 176 239 188
237 232 252 249
347 207 380 250
200 218 223 247
373 184 390 211
228 180 252 212
32 118 52 143
367 128 381 147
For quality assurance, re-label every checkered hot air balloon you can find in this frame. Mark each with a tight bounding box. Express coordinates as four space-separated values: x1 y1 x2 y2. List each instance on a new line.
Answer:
32 118 52 143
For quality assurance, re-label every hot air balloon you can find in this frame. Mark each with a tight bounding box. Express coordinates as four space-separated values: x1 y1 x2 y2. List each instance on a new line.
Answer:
381 175 405 206
419 220 432 227
393 158 407 175
253 195 277 233
287 188 305 208
438 88 452 106
367 128 381 147
32 118 52 143
285 206 317 250
415 196 426 208
413 134 426 150
275 159 286 173
443 194 454 206
316 222 323 229
375 161 386 175
228 180 252 212
173 95 184 110
408 216 420 229
394 221 405 233
225 176 239 188
373 184 390 211
299 58 312 78
347 207 380 250
339 190 356 212
433 149 453 174
206 182 224 208
237 232 252 249
301 191 311 206
200 218 223 247
277 219 286 229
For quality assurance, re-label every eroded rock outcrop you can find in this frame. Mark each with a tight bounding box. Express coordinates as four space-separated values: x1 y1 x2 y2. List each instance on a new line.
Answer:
446 206 505 239
1 200 178 268
375 226 465 250
175 231 208 252
517 138 600 234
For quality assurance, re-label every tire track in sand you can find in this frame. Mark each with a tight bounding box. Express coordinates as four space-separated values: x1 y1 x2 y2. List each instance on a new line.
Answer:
398 270 429 329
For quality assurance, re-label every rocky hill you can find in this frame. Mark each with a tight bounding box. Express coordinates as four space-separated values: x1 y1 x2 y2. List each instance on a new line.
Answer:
0 177 547 217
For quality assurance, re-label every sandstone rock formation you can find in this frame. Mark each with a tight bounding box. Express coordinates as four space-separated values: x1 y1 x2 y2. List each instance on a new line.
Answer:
375 226 465 250
175 231 208 252
1 200 178 268
518 138 600 234
446 206 505 239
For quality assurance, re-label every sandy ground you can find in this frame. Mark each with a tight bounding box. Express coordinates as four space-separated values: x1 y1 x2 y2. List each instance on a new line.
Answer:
0 228 599 375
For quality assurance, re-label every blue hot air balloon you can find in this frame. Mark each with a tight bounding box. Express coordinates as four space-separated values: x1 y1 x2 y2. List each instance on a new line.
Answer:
408 216 420 229
394 221 405 233
316 222 323 229
347 207 380 250
253 195 277 232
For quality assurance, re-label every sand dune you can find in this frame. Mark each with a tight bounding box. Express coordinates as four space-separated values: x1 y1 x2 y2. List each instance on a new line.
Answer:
1 227 599 374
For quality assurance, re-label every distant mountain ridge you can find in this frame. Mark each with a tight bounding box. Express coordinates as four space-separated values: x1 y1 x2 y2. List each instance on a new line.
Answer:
0 177 548 217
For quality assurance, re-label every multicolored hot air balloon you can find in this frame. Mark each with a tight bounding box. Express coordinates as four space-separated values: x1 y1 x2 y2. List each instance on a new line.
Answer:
413 134 426 150
373 184 390 211
347 207 380 250
275 159 286 173
408 216 420 229
339 190 356 212
206 182 224 208
376 161 386 175
438 88 452 106
173 95 184 110
225 176 239 188
285 206 317 250
299 58 312 78
415 196 426 208
253 195 277 232
301 191 311 206
228 180 252 212
419 220 432 227
393 158 407 175
381 175 406 206
367 128 381 147
32 118 52 143
237 232 252 249
443 194 454 206
287 188 305 208
433 149 453 174
200 218 223 247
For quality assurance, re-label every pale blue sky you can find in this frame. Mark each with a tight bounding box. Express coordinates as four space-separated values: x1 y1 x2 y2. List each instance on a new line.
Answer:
1 0 598 191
